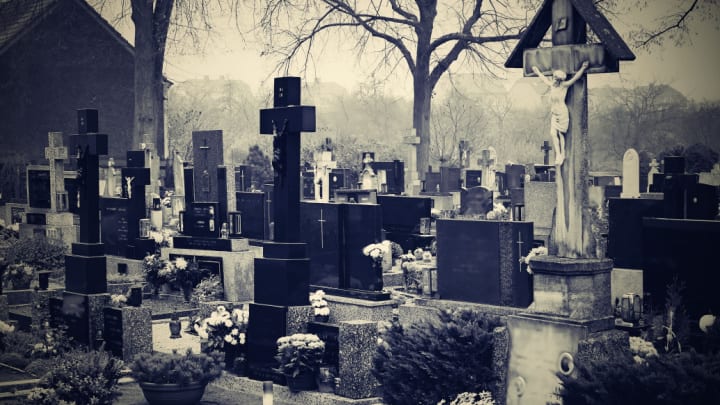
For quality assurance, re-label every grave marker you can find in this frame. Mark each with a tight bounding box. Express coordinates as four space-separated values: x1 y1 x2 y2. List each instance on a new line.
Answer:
540 140 552 166
620 148 640 198
45 132 69 211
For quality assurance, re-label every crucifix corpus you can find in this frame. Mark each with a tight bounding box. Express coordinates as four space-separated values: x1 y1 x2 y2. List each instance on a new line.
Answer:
505 0 634 258
259 77 316 243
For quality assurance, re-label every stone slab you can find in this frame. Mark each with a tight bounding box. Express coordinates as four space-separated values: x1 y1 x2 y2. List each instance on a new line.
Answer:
162 247 255 302
172 236 249 252
323 294 396 324
524 181 555 244
336 320 379 399
104 306 152 362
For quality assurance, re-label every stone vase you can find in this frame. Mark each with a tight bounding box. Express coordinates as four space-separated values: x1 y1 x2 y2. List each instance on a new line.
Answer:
138 381 207 405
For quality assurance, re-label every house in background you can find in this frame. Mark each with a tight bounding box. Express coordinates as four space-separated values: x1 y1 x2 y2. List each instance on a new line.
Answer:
0 0 136 169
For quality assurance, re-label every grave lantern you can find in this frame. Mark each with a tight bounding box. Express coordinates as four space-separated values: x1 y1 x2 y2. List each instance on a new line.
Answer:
620 293 642 324
229 211 242 237
56 191 69 212
139 218 151 238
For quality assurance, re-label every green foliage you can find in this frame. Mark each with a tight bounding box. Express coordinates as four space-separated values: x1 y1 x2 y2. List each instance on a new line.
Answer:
244 145 273 189
131 349 223 385
3 236 66 271
32 346 124 405
372 308 502 405
556 349 720 405
190 274 224 306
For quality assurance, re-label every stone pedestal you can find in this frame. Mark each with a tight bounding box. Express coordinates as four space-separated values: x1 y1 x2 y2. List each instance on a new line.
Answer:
336 320 379 399
506 256 618 405
103 306 152 362
323 294 395 324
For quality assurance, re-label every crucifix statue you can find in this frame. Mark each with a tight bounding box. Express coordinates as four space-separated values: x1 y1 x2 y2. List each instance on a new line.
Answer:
125 177 135 199
259 77 316 242
505 0 635 258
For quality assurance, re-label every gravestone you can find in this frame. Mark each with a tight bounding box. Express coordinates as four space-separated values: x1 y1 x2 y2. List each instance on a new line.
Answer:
505 164 525 191
235 165 252 192
60 109 109 345
404 131 422 195
607 197 664 269
647 158 660 192
620 148 640 198
377 195 434 252
436 219 533 307
464 169 483 189
121 163 151 259
247 77 315 383
100 198 130 257
192 131 224 203
424 171 441 193
440 166 462 192
27 168 51 209
478 148 497 190
460 186 493 217
235 191 268 240
329 168 349 200
358 152 378 191
314 149 337 202
301 168 315 200
541 140 553 166
370 160 404 194
103 306 152 361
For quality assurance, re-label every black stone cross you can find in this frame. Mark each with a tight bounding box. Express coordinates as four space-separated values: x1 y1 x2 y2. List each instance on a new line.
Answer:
541 141 553 165
69 109 107 244
259 77 316 242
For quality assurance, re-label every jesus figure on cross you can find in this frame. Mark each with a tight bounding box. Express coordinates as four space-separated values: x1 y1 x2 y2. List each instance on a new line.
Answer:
532 61 589 166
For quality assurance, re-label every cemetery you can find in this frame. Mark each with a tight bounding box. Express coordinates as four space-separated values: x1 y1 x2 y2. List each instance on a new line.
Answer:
1 0 720 404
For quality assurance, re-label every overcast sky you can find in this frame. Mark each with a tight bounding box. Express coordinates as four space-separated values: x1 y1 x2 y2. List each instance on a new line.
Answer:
104 1 720 101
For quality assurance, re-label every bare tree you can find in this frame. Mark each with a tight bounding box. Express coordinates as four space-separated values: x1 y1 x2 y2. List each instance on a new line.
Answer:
430 94 486 166
259 0 525 182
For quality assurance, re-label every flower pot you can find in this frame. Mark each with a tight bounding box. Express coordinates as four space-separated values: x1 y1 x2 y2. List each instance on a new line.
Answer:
285 370 317 392
138 381 207 405
316 366 336 393
314 314 329 323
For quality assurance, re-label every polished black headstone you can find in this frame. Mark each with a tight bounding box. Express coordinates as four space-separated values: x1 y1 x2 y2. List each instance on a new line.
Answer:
77 109 99 134
253 254 310 306
28 169 51 209
424 172 441 192
100 197 129 257
329 169 347 200
436 219 533 307
168 253 223 280
344 203 383 291
440 166 462 192
184 167 194 205
236 191 267 240
505 164 525 190
302 171 315 200
607 197 664 269
235 165 252 192
192 130 224 203
371 160 405 194
182 202 220 238
65 254 107 294
643 218 720 318
465 170 483 188
62 293 90 345
377 195 432 234
103 307 123 358
126 151 146 168
245 303 287 384
300 202 343 288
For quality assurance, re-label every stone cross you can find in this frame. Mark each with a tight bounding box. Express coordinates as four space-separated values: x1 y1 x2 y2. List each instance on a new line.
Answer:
69 109 108 244
477 148 497 190
404 129 421 195
541 141 553 165
259 77 316 243
621 148 640 198
647 158 660 192
44 132 68 212
317 209 326 249
314 150 336 202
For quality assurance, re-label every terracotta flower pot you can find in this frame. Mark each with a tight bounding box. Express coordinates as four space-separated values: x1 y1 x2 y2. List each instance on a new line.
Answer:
138 381 207 405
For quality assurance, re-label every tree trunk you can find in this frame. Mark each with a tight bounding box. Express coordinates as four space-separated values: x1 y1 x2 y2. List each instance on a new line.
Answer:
413 15 433 183
132 0 156 150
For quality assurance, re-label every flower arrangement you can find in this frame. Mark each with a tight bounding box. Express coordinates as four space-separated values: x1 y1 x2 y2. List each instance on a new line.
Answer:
362 243 384 266
190 275 224 306
110 293 128 308
130 349 224 386
148 228 175 250
485 202 508 220
274 333 325 378
172 257 208 290
195 305 248 352
520 246 548 274
310 290 330 317
3 262 34 289
438 391 495 405
390 242 404 260
629 336 658 364
143 253 172 290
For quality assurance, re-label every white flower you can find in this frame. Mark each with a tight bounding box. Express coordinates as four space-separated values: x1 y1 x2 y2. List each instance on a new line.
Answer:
224 335 233 343
150 231 164 244
174 257 188 270
0 320 15 334
231 328 239 336
238 333 246 344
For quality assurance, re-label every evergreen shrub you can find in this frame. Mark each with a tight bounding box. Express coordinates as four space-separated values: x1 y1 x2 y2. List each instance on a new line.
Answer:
372 308 501 405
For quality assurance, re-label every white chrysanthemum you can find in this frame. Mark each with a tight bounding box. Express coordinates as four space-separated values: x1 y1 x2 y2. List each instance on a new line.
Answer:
231 328 239 336
174 257 188 270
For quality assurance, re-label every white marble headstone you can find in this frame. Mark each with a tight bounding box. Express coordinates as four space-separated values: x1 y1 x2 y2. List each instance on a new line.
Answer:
621 148 640 198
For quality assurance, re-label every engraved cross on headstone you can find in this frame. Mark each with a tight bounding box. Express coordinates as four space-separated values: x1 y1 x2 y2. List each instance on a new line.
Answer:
317 209 326 249
541 140 553 165
259 77 316 242
200 139 210 194
69 109 108 244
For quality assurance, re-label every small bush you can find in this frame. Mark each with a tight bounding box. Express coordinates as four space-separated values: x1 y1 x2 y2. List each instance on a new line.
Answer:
130 349 223 385
3 236 66 271
32 346 124 405
556 348 720 404
373 308 501 405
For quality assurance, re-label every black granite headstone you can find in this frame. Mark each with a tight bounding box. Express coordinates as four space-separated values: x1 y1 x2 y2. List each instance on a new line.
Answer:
235 165 252 192
302 171 315 200
245 303 288 383
440 166 462 192
26 213 47 225
424 171 441 192
642 218 720 318
465 170 483 188
371 160 405 194
505 164 525 190
236 192 268 240
344 203 384 291
192 130 224 203
329 169 348 201
28 169 51 209
300 202 343 288
103 307 123 358
100 197 129 257
62 293 90 345
607 197 664 269
377 195 432 234
184 167 194 206
126 151 146 168
182 202 220 238
436 219 533 307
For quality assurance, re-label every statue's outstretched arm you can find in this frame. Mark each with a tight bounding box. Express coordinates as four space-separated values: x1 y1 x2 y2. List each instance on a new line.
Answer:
563 61 590 87
531 66 553 86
